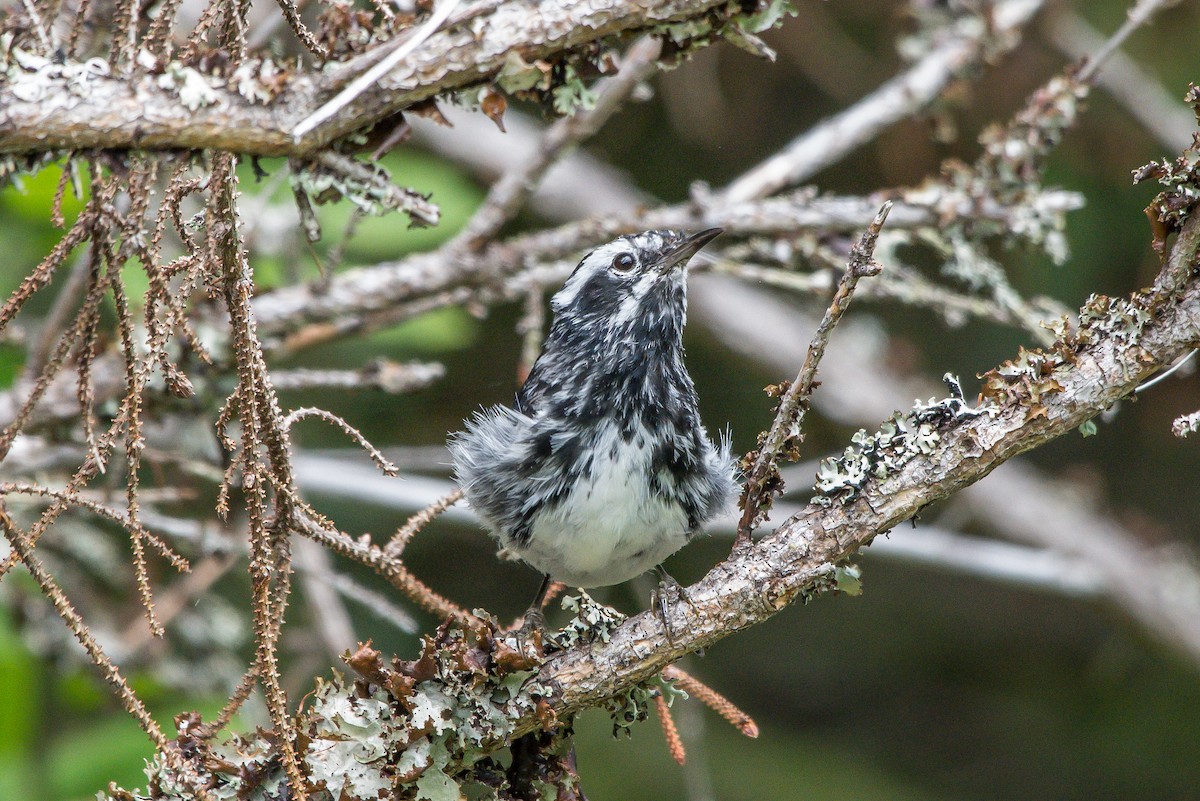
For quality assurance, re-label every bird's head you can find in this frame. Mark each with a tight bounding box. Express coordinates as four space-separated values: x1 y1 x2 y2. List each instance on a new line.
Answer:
549 229 722 334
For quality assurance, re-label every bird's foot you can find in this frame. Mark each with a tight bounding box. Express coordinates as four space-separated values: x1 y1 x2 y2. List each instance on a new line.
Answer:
512 606 547 657
652 566 698 646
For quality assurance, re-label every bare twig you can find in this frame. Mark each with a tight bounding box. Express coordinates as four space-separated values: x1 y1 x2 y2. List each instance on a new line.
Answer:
209 153 307 800
1135 348 1197 393
272 0 328 60
1074 0 1182 84
249 188 1080 345
721 0 1044 202
308 565 419 634
382 488 464 559
20 0 55 52
121 553 240 656
283 407 400 477
1047 8 1195 149
294 536 357 660
0 505 213 800
24 250 92 378
271 360 445 394
279 456 1111 599
517 288 546 383
295 509 477 625
733 202 890 548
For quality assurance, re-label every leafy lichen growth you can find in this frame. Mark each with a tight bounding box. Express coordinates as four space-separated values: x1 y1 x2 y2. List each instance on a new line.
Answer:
4 43 112 103
1134 84 1200 253
548 590 626 650
289 156 439 227
156 62 221 111
603 673 687 739
1174 410 1200 438
99 593 692 801
923 75 1087 264
100 614 554 801
550 64 598 116
813 374 989 505
973 289 1161 434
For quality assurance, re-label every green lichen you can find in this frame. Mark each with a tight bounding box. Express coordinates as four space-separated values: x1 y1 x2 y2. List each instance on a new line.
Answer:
550 65 598 116
495 51 551 94
289 156 438 227
604 672 688 739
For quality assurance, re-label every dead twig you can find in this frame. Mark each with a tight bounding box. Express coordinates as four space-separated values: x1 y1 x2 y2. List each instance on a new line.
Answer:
734 202 890 548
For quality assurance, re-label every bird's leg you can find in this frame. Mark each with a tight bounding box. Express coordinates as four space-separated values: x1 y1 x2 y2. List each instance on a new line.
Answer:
514 574 552 652
652 564 698 646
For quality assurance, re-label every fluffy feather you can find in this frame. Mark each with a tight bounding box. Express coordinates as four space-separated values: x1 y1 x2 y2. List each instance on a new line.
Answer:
449 230 737 588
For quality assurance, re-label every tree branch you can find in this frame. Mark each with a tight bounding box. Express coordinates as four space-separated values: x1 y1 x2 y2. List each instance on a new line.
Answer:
0 0 735 155
249 187 1082 345
734 202 889 547
721 0 1045 202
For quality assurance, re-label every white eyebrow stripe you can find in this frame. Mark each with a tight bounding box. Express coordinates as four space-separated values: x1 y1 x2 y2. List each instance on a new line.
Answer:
551 240 635 311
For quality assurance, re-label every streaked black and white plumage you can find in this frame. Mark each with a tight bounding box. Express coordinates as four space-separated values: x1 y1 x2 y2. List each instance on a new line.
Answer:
449 229 737 592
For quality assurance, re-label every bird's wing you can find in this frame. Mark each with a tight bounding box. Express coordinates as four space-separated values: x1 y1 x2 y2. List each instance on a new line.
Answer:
514 349 561 415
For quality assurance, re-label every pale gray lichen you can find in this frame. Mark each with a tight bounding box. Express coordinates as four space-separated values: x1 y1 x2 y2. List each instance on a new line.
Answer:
156 62 220 111
1078 293 1150 346
1173 410 1200 438
1133 85 1200 235
548 591 626 649
897 4 989 64
901 73 1087 272
5 47 111 102
813 374 989 505
230 58 285 104
289 156 439 226
97 588 707 801
305 679 399 800
603 671 688 739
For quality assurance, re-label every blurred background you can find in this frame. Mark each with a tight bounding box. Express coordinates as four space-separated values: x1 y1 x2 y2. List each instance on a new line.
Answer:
3 1 1200 799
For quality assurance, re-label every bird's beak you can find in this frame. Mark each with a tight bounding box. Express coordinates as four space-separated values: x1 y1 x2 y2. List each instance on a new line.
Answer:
659 228 723 274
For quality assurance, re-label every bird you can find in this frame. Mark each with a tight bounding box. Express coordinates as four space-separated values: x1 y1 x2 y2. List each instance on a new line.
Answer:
448 229 738 634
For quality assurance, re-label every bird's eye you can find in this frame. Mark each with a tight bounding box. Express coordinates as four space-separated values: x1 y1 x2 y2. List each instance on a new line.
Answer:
611 253 636 273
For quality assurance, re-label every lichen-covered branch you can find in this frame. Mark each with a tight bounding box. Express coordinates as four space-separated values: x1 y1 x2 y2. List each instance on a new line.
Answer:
0 0 747 156
99 212 1200 801
733 203 889 547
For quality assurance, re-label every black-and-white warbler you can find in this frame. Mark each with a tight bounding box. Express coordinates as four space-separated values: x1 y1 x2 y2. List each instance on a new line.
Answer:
449 229 737 630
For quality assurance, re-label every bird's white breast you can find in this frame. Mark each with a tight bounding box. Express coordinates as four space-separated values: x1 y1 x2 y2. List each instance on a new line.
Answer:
518 425 689 587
